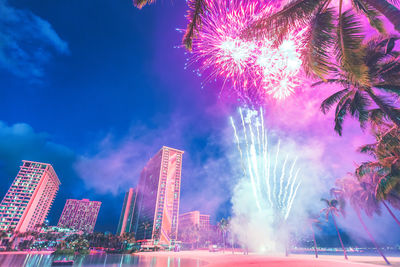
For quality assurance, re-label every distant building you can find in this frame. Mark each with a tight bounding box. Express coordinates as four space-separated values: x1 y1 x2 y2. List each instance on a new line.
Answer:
179 211 210 231
200 214 211 230
57 199 101 233
116 187 136 236
131 146 183 245
0 161 60 232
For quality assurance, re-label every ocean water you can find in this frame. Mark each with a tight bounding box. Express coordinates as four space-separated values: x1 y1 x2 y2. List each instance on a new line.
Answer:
0 254 206 267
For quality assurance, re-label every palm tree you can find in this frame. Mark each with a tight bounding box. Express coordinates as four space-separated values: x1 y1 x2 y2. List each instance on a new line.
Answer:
332 175 391 265
314 35 400 135
320 198 348 260
142 222 150 240
217 218 228 254
0 231 7 246
307 214 322 258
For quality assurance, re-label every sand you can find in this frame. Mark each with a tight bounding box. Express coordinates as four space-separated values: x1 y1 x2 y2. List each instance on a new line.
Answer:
137 250 400 267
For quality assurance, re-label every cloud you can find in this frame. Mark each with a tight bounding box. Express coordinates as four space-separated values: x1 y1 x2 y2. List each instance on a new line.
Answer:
0 121 90 225
73 114 239 224
0 0 68 79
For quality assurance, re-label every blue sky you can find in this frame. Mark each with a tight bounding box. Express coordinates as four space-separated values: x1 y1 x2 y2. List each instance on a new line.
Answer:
0 0 235 232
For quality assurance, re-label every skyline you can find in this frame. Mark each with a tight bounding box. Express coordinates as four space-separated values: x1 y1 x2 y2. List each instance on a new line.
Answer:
1 0 400 248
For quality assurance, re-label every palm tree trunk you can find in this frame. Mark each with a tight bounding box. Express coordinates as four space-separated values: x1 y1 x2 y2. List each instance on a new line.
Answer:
331 211 348 260
364 0 400 32
366 88 400 127
231 234 234 254
309 223 319 258
382 201 400 227
355 210 391 265
223 232 225 254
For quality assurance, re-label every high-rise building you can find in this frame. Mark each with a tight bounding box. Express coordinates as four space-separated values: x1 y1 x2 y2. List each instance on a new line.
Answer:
131 146 183 245
57 199 101 233
116 187 136 236
0 161 60 232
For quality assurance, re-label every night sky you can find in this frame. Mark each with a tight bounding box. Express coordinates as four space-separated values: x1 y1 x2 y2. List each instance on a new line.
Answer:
1 0 400 245
0 0 234 232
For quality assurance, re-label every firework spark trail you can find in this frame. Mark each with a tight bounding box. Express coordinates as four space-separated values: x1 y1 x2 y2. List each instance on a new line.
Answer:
282 157 298 207
278 154 289 205
285 169 301 219
273 140 280 207
188 0 306 102
239 108 262 210
231 108 302 221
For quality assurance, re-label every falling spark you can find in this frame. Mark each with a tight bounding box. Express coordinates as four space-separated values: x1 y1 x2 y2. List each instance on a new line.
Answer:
231 108 302 221
188 0 306 102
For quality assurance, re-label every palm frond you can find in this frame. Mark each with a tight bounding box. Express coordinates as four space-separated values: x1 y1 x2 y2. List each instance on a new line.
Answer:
374 83 400 96
301 7 335 79
182 0 207 51
335 10 369 86
364 0 400 32
356 161 383 177
133 0 155 9
377 175 400 199
358 143 377 155
312 79 349 87
320 88 350 114
334 97 352 135
349 91 370 128
242 0 324 41
368 108 391 128
352 0 386 33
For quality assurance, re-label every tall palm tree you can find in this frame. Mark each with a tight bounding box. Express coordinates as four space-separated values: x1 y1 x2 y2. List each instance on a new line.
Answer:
332 175 391 265
142 222 150 240
307 214 322 258
217 218 228 254
314 35 400 135
321 198 348 260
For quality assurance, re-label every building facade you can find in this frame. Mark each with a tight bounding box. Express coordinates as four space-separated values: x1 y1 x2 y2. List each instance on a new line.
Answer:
0 161 60 232
116 187 136 236
199 214 210 230
131 146 183 245
179 211 210 231
57 199 101 233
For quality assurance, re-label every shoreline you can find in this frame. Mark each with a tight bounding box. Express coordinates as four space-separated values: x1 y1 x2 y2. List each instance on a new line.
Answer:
0 250 54 255
137 250 400 267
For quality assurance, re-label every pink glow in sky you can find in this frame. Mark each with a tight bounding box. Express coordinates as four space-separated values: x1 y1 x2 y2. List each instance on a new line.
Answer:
189 0 305 102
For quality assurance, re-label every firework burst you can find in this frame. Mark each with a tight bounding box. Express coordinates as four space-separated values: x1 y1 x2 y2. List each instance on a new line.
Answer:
188 0 305 102
231 108 301 221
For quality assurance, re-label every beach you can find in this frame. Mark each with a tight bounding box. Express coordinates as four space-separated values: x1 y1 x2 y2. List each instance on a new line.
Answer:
137 250 400 267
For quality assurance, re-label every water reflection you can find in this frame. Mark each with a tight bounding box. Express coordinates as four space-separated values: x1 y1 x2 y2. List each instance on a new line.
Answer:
0 254 205 267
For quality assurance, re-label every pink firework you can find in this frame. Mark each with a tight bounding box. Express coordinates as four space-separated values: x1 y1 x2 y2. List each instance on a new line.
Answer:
190 0 305 102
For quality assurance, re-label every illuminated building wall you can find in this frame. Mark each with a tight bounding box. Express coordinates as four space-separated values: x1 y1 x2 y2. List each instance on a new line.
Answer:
116 187 136 236
179 211 210 230
57 199 101 233
199 214 211 230
0 161 60 232
131 146 183 245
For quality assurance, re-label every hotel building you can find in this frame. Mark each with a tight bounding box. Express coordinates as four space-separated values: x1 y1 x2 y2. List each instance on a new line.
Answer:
116 187 136 236
57 199 101 233
179 211 210 231
0 161 60 232
131 146 183 245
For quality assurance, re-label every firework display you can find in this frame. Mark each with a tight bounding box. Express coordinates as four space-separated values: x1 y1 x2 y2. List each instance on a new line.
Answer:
189 0 305 101
231 108 301 220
